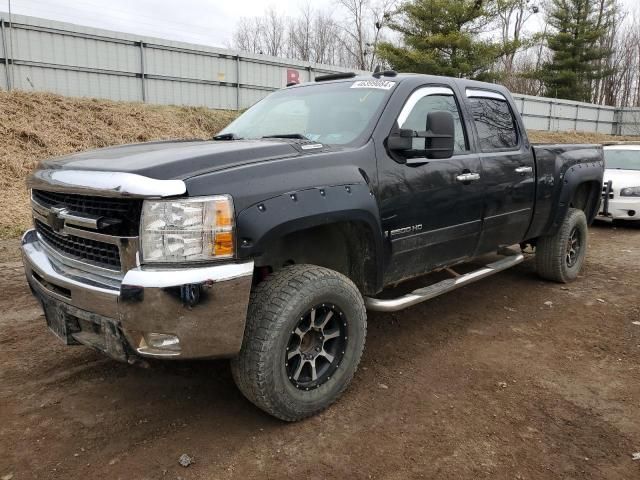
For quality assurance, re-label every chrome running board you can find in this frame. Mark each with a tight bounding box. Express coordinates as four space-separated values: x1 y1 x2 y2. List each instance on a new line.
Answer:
364 250 524 312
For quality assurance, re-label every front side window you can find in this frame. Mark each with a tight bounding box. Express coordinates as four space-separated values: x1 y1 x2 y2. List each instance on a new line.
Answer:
469 97 518 150
398 92 468 154
218 81 393 145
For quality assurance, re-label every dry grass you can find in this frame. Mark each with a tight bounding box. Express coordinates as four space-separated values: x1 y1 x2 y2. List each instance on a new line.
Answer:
527 130 640 144
0 90 238 238
1 90 639 239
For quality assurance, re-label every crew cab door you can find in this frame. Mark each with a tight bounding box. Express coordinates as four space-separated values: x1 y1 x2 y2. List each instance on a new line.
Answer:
377 86 484 284
464 89 535 253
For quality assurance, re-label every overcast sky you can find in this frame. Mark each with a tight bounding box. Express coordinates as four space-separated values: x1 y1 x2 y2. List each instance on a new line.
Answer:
3 0 638 49
3 0 335 47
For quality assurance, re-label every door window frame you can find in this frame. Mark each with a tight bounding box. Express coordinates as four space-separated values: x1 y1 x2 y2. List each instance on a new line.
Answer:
466 88 522 153
393 85 470 159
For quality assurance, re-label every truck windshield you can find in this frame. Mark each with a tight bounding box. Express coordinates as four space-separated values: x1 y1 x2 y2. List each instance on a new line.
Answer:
217 81 394 145
605 149 640 170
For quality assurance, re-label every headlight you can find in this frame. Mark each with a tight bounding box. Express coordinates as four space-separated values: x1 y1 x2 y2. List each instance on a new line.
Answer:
620 186 640 197
140 195 234 263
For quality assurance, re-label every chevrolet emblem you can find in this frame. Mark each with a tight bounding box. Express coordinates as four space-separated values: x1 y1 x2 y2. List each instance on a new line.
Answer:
48 206 68 234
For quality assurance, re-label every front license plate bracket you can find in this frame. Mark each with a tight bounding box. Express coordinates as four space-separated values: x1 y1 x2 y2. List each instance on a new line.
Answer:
43 300 80 345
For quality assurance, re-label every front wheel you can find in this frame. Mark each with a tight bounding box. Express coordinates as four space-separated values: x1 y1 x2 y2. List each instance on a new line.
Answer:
231 264 367 421
536 207 588 283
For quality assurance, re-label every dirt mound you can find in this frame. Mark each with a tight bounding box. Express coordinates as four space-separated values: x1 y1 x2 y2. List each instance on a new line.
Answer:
0 90 238 238
1 90 639 238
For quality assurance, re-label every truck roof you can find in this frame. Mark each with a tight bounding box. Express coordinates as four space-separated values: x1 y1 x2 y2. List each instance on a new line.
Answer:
290 72 512 98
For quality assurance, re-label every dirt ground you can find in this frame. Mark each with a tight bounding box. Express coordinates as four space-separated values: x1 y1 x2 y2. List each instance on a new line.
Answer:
1 221 639 480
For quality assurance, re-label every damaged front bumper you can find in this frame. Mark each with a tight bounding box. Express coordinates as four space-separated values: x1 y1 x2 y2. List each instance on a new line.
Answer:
21 229 253 362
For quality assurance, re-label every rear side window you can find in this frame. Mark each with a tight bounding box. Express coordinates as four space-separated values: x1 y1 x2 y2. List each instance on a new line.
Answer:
469 97 518 150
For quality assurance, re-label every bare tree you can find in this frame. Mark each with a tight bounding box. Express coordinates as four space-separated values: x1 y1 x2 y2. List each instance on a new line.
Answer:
231 1 398 70
261 6 286 57
367 0 396 69
232 17 264 54
507 49 546 95
288 3 314 61
334 0 397 70
335 0 370 69
495 0 540 76
234 5 347 66
311 10 341 64
569 1 640 107
607 9 640 106
593 6 623 105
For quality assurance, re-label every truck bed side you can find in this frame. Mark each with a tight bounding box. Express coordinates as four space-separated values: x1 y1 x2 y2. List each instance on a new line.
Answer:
526 144 604 241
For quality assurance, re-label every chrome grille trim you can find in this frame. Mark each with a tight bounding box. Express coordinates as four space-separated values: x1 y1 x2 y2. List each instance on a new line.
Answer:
37 233 125 282
33 217 139 273
35 219 122 271
40 241 123 289
32 209 126 246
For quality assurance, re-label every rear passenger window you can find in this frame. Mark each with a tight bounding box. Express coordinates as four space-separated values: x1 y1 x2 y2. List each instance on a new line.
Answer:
470 97 518 150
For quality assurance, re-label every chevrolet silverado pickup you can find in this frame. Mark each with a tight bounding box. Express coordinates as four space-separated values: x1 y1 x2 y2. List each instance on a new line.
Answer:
22 72 604 421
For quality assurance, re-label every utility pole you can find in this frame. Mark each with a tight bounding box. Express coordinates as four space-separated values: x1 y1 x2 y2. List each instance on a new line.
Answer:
7 0 15 88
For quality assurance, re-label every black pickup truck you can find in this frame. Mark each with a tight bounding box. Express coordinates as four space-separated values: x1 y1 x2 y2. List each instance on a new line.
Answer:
22 72 604 421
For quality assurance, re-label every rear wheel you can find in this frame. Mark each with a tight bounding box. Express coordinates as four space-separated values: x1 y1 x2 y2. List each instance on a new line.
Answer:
231 264 367 421
536 208 588 283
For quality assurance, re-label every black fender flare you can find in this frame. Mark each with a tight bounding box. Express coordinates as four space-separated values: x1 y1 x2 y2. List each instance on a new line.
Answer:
549 159 604 234
236 183 384 292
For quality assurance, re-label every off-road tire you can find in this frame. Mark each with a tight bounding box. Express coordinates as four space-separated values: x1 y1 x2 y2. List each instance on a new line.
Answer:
536 207 588 283
231 264 367 421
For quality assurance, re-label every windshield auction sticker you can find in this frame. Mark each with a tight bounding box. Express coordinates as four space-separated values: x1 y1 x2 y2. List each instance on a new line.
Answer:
351 80 396 90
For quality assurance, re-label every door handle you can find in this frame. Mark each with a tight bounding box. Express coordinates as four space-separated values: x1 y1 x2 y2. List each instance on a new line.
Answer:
456 173 481 183
515 166 533 174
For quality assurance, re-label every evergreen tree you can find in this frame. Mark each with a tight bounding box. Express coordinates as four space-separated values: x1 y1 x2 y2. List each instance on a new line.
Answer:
541 0 617 102
376 0 510 81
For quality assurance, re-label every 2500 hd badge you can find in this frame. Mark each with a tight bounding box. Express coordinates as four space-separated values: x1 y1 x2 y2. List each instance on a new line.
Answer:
389 224 423 236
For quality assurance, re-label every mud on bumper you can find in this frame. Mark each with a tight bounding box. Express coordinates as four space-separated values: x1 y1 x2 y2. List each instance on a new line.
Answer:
21 229 254 362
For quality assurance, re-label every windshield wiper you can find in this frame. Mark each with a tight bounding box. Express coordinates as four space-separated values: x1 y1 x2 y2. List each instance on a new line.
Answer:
262 133 309 140
213 132 241 140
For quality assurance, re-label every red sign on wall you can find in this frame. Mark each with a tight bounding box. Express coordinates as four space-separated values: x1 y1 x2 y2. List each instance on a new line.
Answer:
286 68 300 85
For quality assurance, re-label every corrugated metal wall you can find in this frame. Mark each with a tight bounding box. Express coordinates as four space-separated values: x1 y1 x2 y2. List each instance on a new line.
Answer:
511 94 619 136
618 109 640 136
0 12 359 110
1 11 639 135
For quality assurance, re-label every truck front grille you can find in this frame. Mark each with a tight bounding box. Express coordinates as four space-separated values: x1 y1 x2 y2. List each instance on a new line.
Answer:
32 190 142 236
35 219 122 270
33 190 131 216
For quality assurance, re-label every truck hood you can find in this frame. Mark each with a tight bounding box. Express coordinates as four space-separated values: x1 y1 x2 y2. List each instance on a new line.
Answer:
604 168 640 189
40 139 301 180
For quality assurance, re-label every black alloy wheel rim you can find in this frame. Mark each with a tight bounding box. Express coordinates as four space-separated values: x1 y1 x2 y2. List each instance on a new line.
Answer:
566 226 582 267
285 304 348 390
